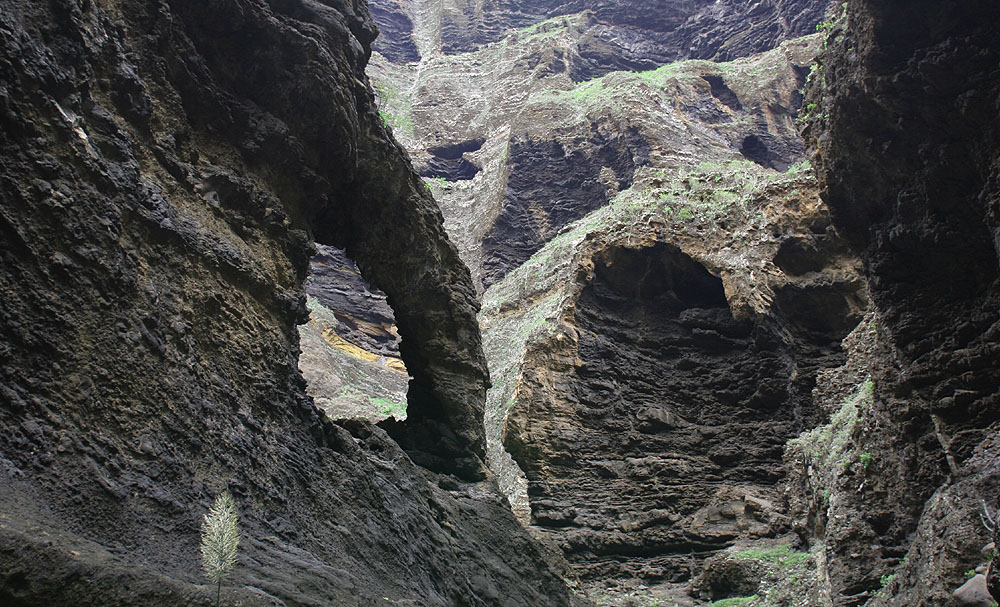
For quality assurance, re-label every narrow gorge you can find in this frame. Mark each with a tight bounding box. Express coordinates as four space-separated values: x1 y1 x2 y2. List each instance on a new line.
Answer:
2 1 999 607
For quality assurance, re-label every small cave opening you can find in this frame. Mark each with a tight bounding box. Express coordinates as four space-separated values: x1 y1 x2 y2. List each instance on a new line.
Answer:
702 75 743 112
739 135 772 168
772 282 867 347
773 236 830 276
418 138 485 181
591 244 730 312
506 242 815 585
297 243 410 422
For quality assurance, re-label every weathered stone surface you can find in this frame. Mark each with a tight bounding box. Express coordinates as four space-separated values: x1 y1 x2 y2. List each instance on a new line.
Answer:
481 157 866 588
954 574 993 606
307 244 402 357
370 0 422 62
0 0 577 604
371 0 828 73
369 29 826 292
792 0 1000 604
298 246 410 422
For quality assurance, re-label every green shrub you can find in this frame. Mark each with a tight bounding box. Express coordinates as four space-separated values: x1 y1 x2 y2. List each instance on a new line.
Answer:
708 596 758 607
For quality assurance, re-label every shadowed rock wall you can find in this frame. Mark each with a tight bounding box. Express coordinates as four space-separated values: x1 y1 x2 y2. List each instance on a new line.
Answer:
797 0 1000 604
482 164 867 592
0 0 578 605
508 243 806 583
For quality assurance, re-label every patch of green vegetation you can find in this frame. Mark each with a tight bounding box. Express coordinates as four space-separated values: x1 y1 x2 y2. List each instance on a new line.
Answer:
424 175 449 195
707 596 758 607
816 2 848 37
786 159 812 173
536 76 615 106
736 544 809 569
337 385 365 401
369 397 406 418
606 158 789 226
634 60 706 88
512 15 572 40
787 378 875 521
373 80 414 136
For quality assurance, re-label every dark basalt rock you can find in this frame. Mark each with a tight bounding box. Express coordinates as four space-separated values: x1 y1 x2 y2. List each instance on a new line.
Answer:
482 127 650 288
702 75 743 112
417 140 486 181
370 0 421 62
800 0 1000 603
0 0 576 604
374 0 828 78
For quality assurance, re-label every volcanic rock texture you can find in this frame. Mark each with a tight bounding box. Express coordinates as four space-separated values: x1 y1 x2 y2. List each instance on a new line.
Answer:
372 0 828 74
486 169 867 588
0 0 578 605
368 19 828 294
363 0 875 594
791 0 1000 605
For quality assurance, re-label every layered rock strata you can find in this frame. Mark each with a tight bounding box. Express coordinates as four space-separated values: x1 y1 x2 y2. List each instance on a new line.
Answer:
788 0 1000 604
372 0 828 74
368 28 826 293
481 161 866 588
0 0 577 605
297 245 410 421
364 3 869 592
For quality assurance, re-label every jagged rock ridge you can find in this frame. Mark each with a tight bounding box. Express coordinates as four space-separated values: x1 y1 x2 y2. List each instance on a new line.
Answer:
368 25 825 294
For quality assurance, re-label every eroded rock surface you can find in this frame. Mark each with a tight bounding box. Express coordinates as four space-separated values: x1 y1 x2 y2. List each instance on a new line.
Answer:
297 245 410 421
481 159 866 590
0 0 577 605
788 0 1000 604
372 0 828 74
369 27 825 292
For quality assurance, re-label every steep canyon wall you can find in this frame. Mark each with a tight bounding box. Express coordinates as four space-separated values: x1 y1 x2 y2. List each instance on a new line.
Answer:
794 0 1000 604
0 0 577 605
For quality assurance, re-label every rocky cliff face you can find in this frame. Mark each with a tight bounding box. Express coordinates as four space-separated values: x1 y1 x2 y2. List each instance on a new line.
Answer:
367 12 826 294
789 1 1000 605
372 0 828 74
363 0 873 601
0 0 578 605
483 161 865 595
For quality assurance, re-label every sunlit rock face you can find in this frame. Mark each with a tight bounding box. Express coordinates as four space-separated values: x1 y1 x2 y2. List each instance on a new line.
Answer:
491 183 866 587
368 27 825 293
365 0 871 594
372 0 828 72
298 245 410 422
0 0 578 605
